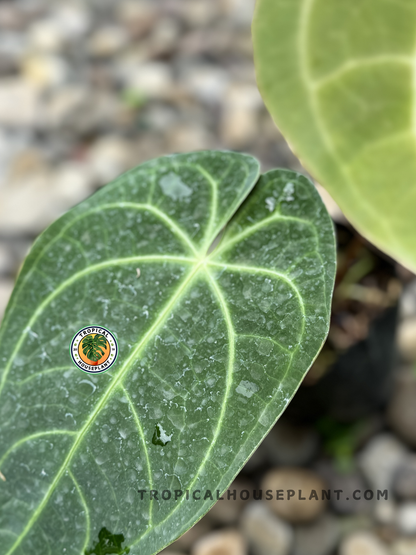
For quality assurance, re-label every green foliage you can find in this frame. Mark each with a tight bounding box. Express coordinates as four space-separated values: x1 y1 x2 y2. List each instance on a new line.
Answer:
253 0 416 272
85 527 130 555
0 151 335 554
82 334 108 362
317 417 364 474
121 88 147 110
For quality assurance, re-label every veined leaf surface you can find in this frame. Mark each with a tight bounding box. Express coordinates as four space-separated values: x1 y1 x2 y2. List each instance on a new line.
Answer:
0 151 335 555
253 0 416 271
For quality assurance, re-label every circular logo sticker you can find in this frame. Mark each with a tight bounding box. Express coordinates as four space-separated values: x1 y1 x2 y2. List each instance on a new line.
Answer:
70 326 118 374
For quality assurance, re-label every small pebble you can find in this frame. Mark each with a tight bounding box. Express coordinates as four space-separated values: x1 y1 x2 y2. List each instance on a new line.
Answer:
397 503 416 535
263 421 320 467
393 455 416 499
0 280 14 322
241 502 293 555
293 513 340 555
358 433 407 491
192 530 246 555
388 370 416 448
88 25 128 57
398 318 416 360
207 479 252 525
174 518 212 551
391 536 416 555
339 531 390 555
261 468 327 524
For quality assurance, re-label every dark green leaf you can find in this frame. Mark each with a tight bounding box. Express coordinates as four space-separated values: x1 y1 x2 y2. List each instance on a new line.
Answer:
0 151 335 555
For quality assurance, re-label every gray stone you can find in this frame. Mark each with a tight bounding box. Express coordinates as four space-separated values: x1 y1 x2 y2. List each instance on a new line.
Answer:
49 4 91 40
337 515 374 537
0 3 26 31
43 86 90 129
61 91 123 135
293 513 340 555
28 18 65 52
315 461 370 515
398 318 416 361
397 503 416 535
388 369 416 448
0 129 31 181
0 280 14 323
221 83 263 148
241 502 293 555
140 105 178 132
124 62 174 99
392 537 416 555
261 468 327 524
1 238 32 276
0 79 41 127
182 65 229 104
263 421 320 467
166 124 214 153
207 479 252 525
399 279 416 321
358 433 407 491
179 27 233 58
174 517 212 551
339 531 390 555
0 244 13 276
393 455 416 499
180 0 220 27
147 17 181 58
22 54 69 89
117 1 157 39
0 157 93 234
52 161 95 205
373 499 398 527
221 0 257 28
192 530 247 555
0 30 26 72
88 26 128 57
87 135 133 185
26 3 91 56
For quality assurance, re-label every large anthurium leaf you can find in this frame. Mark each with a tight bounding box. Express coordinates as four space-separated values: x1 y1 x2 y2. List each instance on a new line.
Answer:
253 0 416 272
0 151 335 555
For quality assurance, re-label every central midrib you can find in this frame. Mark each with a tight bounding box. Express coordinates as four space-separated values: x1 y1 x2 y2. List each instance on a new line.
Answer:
5 194 313 552
5 261 203 555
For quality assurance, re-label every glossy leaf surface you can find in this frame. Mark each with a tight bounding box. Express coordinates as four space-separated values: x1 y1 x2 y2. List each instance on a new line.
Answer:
0 151 335 555
253 0 416 271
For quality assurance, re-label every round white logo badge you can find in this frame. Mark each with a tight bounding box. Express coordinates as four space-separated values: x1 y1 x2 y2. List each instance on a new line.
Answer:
70 326 118 374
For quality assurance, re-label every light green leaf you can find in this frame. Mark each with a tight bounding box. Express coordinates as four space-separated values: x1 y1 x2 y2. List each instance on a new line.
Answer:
253 0 416 271
0 151 335 555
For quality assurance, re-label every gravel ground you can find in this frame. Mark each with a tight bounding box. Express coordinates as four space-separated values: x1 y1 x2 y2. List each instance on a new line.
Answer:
0 0 299 318
2 2 416 555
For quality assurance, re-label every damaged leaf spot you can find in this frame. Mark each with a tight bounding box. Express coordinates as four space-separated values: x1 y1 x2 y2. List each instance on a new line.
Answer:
152 423 172 446
85 527 130 555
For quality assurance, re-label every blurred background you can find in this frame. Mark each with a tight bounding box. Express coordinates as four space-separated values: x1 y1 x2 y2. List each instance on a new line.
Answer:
1 1 416 554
